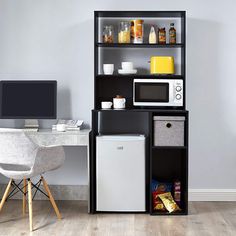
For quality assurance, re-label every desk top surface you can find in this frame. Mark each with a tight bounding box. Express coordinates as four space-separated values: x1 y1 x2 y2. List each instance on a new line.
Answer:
0 128 91 135
36 129 91 135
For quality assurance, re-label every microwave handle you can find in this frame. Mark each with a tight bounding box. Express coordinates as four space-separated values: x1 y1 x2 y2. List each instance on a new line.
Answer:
169 82 174 102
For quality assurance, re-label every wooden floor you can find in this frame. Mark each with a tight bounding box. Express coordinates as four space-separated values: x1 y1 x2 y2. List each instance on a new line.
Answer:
0 201 236 236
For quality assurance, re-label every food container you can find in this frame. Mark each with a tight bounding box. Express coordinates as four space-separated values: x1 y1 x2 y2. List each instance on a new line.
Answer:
150 56 175 74
103 25 114 43
118 21 131 43
153 116 185 146
131 19 144 44
158 28 166 44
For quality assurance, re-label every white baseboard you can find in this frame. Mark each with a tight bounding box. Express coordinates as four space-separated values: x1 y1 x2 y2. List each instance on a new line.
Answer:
189 189 236 201
1 184 236 201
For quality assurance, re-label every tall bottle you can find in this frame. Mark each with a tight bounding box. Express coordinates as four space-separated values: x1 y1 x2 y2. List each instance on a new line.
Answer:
149 26 157 44
169 23 176 44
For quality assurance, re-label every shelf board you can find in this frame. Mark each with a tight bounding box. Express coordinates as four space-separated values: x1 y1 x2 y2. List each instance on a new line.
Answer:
96 43 184 48
152 146 187 150
150 211 187 216
93 109 188 114
95 11 186 18
96 74 183 79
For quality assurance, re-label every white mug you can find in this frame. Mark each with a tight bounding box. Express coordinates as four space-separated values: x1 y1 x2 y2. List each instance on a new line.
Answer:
56 124 66 132
103 64 114 75
113 98 126 109
122 62 133 71
101 101 112 109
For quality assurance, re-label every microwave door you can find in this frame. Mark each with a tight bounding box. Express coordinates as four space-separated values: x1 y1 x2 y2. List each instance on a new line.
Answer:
134 82 169 106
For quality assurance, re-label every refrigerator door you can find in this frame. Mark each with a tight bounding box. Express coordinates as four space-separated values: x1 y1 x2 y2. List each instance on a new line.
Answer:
96 135 146 212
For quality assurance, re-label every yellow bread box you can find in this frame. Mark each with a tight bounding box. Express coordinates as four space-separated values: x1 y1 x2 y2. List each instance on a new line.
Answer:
150 56 175 74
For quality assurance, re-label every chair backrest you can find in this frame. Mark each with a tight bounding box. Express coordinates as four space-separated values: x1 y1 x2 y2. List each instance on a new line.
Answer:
0 129 38 167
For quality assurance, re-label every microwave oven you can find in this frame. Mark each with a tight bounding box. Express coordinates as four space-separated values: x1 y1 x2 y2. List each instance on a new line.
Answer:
133 79 183 107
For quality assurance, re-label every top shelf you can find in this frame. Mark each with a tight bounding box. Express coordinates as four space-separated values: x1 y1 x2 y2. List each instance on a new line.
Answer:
96 43 184 48
95 11 186 18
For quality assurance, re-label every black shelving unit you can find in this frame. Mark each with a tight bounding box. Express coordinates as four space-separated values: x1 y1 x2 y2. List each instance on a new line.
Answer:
91 11 188 215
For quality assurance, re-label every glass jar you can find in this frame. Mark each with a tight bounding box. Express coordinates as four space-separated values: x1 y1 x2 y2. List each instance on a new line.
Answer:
131 19 144 44
158 27 166 44
103 25 114 43
118 21 131 43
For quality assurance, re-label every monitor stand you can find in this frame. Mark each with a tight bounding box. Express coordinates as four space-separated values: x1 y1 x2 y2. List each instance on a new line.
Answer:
24 119 39 132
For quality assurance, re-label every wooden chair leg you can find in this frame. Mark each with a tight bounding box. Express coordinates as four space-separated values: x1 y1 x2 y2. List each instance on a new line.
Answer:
0 179 12 212
23 178 27 216
28 179 33 232
41 176 62 220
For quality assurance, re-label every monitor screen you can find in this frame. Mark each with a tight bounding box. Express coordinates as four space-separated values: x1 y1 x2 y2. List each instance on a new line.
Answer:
0 81 57 119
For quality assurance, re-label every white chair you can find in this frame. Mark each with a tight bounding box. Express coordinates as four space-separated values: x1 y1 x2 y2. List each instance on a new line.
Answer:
0 129 65 231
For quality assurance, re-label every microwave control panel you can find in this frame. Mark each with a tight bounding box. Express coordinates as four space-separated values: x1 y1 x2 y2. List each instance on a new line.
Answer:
173 80 183 105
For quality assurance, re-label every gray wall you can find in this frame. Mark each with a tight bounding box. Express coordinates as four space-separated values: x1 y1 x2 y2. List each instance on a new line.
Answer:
0 0 236 189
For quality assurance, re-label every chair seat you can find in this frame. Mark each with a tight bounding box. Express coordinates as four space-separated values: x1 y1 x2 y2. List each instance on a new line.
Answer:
0 163 33 179
0 163 31 171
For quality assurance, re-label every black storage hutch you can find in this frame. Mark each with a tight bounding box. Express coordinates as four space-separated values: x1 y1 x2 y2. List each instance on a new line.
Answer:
90 11 188 215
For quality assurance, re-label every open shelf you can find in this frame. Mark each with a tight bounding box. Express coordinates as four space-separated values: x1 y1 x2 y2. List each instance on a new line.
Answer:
96 43 184 48
96 74 183 79
150 148 188 215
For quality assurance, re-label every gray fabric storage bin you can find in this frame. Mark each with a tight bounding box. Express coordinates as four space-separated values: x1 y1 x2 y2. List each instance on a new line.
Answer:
153 116 185 146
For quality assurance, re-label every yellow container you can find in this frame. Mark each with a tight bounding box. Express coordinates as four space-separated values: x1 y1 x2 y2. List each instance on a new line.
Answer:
150 56 175 74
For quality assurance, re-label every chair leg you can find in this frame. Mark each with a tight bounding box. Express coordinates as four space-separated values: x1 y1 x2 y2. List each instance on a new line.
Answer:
0 179 13 212
41 176 62 220
23 178 27 216
28 179 33 232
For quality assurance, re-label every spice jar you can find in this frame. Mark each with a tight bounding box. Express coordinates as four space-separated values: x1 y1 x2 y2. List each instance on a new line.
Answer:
169 23 176 44
118 21 131 43
131 19 144 44
103 25 114 43
158 28 166 44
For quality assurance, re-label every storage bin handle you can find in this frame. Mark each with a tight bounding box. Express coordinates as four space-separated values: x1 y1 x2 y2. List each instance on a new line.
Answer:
166 122 172 128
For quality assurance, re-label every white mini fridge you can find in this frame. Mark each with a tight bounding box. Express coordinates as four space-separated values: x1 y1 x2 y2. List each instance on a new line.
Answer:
96 135 146 212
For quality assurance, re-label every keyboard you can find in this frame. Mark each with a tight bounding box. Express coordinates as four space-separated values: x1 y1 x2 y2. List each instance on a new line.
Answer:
23 128 39 132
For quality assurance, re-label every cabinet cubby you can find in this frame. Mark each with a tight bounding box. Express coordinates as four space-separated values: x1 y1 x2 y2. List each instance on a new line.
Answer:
91 11 188 216
150 148 188 215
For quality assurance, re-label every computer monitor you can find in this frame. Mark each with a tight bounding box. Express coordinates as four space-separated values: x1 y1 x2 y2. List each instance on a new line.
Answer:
0 80 57 119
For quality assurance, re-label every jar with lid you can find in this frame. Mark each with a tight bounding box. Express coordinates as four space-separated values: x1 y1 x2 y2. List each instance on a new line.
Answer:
103 25 114 43
158 27 166 44
131 19 144 44
118 21 131 43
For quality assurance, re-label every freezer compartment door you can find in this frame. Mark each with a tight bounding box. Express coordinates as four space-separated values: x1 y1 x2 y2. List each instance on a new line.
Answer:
96 136 146 212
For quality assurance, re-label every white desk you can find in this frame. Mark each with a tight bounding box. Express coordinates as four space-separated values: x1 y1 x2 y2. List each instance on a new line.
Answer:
26 129 91 212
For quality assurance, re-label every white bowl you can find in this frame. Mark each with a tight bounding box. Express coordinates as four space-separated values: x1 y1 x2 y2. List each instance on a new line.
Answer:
101 101 112 109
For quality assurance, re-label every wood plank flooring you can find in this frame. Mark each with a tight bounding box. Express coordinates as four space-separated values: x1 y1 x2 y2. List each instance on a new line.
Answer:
0 201 236 236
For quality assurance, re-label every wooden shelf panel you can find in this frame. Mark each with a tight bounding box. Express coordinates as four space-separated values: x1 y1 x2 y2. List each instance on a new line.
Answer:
93 109 188 113
150 211 188 216
96 74 183 79
95 11 186 18
152 146 187 150
96 43 184 48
